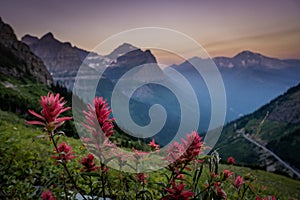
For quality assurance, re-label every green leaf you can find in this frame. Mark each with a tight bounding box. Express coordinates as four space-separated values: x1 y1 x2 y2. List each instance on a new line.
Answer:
80 172 101 177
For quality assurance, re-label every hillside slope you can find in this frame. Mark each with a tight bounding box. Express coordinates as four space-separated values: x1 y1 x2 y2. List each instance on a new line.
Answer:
216 83 300 178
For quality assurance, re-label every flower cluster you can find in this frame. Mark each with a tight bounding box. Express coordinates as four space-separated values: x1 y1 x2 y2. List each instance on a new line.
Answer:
52 142 76 163
41 190 56 200
256 196 276 200
227 156 235 165
27 92 72 132
25 93 278 200
148 138 160 151
136 173 147 184
79 153 100 172
181 131 203 161
163 181 194 200
166 131 203 171
233 175 243 189
83 97 114 139
81 97 117 166
214 182 227 199
222 169 234 180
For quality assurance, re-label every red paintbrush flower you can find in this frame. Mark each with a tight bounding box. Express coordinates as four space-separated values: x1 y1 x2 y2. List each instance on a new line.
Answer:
83 97 114 140
52 142 76 163
215 185 227 199
41 190 56 200
163 181 194 200
79 153 100 172
233 176 243 189
136 173 147 183
256 195 276 200
222 169 234 180
149 138 160 150
181 131 203 162
166 131 203 167
227 156 235 165
27 92 72 132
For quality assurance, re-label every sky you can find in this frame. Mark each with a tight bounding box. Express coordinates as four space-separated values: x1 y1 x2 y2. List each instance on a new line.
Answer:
1 0 300 64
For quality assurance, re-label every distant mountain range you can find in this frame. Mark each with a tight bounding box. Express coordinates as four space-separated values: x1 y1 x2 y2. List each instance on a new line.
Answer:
21 34 144 90
21 30 300 143
172 52 300 123
215 83 300 178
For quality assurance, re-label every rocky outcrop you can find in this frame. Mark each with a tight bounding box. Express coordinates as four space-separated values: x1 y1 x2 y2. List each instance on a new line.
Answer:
22 32 89 75
0 17 53 85
22 32 95 90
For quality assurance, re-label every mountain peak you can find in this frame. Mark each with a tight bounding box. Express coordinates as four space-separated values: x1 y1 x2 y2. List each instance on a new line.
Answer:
233 50 262 59
40 32 55 40
119 42 136 49
212 50 287 69
107 43 138 60
21 34 39 45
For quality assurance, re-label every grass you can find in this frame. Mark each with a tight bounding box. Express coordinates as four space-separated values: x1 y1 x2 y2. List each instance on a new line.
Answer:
0 109 84 199
1 109 300 199
218 165 300 199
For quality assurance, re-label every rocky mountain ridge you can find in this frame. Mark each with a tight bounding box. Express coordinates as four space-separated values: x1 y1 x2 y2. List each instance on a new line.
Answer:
0 17 52 85
213 50 290 69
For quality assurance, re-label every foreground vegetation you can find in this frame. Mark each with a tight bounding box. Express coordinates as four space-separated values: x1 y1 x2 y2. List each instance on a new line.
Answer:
1 97 300 199
0 76 299 199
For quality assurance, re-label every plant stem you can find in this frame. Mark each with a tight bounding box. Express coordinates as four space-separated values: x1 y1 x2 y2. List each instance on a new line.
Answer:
101 164 106 199
51 133 88 200
89 176 94 200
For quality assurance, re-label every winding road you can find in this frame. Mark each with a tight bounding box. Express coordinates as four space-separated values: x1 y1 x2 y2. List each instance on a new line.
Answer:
241 132 300 178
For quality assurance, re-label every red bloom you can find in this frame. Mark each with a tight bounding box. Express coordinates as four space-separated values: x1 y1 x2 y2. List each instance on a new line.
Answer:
83 97 114 140
101 165 109 173
222 169 234 180
166 131 203 168
233 176 243 189
136 173 147 183
52 142 76 162
41 190 56 200
27 92 72 132
165 141 185 164
163 181 194 200
227 156 235 165
181 131 203 161
80 153 100 172
210 172 219 179
149 138 160 150
256 196 276 200
176 173 185 180
215 185 227 199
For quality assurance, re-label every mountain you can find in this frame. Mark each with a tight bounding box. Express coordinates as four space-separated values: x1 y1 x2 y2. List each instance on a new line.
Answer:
171 52 300 123
214 50 288 69
106 42 138 60
21 34 142 90
0 18 54 116
22 33 105 90
215 83 300 178
0 17 52 85
22 32 88 74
